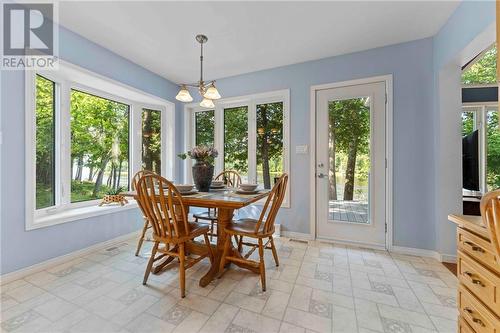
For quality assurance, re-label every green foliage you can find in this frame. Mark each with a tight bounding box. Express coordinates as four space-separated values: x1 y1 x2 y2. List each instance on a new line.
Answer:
224 106 249 175
142 109 161 174
462 111 475 136
106 186 125 195
462 45 497 85
195 110 215 146
35 75 55 209
486 110 500 190
70 181 112 202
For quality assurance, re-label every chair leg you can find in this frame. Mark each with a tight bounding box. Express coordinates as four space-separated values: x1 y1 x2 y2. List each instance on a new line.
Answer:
210 220 215 241
269 236 279 267
135 220 149 256
143 241 158 285
179 242 186 298
237 236 243 252
258 238 266 292
218 235 231 278
203 233 214 264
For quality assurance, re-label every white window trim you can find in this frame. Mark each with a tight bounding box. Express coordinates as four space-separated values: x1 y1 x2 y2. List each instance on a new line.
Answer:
183 89 291 208
462 103 499 193
25 60 176 230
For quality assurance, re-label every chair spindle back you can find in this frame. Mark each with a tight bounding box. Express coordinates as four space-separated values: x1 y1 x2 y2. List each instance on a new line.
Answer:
216 170 242 188
480 189 500 258
254 174 288 234
136 174 190 240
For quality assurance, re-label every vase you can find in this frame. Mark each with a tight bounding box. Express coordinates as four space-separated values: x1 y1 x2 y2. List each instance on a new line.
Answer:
192 161 214 192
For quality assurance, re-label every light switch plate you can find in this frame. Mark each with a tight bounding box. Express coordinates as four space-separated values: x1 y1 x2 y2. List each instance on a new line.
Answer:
295 145 308 154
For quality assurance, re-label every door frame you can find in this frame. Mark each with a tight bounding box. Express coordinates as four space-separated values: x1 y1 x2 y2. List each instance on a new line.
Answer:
309 75 393 250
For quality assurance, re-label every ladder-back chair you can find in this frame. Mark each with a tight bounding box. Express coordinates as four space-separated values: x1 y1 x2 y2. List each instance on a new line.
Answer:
218 173 288 291
136 173 213 298
132 169 155 256
480 189 500 259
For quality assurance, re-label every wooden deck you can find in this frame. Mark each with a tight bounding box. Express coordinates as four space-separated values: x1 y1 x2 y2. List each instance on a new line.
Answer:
329 200 368 223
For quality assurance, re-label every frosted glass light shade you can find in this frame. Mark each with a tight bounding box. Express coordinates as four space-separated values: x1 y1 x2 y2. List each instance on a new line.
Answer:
176 86 193 102
200 98 215 108
203 85 221 100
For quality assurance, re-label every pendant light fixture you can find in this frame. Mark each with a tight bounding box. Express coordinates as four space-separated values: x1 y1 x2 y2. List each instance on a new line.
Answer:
175 34 221 107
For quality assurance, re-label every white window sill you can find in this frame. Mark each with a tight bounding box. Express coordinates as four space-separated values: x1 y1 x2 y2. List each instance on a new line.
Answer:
27 201 139 231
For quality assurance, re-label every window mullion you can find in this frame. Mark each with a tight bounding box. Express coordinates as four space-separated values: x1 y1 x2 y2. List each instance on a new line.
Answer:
131 104 142 180
215 106 224 173
248 101 257 183
480 106 487 192
59 81 71 207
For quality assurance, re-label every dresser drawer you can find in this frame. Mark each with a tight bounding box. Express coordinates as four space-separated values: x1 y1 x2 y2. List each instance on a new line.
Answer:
459 315 476 333
459 284 500 333
458 228 499 272
458 251 500 317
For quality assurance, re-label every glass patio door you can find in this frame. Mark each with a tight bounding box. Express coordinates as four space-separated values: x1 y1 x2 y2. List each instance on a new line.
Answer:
316 81 386 247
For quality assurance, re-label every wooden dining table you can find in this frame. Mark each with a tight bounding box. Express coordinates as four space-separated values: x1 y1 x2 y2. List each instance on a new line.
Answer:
122 187 270 287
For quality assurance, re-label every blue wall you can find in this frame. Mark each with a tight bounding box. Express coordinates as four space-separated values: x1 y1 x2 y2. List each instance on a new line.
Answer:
0 26 181 274
183 38 436 250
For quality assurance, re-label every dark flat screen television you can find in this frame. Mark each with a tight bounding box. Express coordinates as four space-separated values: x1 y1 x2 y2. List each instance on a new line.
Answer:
463 129 479 191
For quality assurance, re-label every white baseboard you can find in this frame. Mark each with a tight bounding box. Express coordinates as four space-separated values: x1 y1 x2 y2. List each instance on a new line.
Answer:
1 230 140 285
390 246 456 263
282 231 314 241
317 237 386 251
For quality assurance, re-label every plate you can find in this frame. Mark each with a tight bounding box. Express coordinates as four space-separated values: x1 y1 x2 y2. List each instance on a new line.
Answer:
235 189 260 195
178 189 198 195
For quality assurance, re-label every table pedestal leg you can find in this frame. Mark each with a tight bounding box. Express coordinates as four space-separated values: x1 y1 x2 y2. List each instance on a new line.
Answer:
199 208 236 286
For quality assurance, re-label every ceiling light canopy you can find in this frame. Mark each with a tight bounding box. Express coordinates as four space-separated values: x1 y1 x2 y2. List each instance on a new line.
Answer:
175 34 221 108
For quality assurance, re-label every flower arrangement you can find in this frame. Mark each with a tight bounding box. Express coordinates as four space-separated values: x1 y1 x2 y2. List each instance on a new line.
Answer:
178 145 218 165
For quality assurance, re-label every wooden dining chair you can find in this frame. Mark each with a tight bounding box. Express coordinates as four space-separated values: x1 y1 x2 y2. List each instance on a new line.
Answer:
194 170 242 241
136 173 214 298
480 189 500 258
132 170 155 256
218 173 288 292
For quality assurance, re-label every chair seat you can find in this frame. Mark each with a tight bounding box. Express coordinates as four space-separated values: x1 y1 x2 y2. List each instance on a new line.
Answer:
225 218 272 237
193 211 218 221
154 220 209 243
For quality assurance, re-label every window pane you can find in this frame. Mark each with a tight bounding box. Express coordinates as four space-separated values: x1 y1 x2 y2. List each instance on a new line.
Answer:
256 102 283 189
195 110 215 146
462 45 497 85
35 75 56 209
487 107 500 190
70 90 129 202
142 109 161 174
461 110 476 136
224 106 248 181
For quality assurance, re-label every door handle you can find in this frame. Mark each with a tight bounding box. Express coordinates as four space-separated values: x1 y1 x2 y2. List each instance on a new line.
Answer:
318 173 326 178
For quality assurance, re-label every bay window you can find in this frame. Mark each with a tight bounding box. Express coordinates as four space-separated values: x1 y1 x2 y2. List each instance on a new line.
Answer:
186 89 290 206
26 62 175 229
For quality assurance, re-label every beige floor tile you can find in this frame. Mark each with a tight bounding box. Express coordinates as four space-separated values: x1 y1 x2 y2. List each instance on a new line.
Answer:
262 290 290 320
283 307 332 332
333 305 357 332
279 322 305 333
84 295 127 319
377 304 435 329
177 292 221 315
5 283 45 302
288 285 312 311
125 312 176 333
33 296 78 321
199 303 239 333
225 291 267 313
172 310 209 333
233 309 282 333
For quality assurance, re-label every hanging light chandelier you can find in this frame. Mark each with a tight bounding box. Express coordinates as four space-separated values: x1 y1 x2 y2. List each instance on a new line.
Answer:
175 34 221 108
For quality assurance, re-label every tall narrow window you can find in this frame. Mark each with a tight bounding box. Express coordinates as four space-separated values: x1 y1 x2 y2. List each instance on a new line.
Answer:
224 106 248 181
70 90 130 202
195 110 215 146
256 102 283 189
35 75 56 209
486 107 500 191
142 109 161 174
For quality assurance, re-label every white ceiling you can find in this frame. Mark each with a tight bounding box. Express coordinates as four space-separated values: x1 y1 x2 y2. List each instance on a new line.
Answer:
59 1 459 84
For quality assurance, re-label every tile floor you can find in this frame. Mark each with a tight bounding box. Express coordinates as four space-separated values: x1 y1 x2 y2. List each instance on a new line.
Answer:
0 236 458 333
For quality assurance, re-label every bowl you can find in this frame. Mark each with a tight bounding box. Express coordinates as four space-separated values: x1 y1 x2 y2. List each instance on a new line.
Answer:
211 180 225 187
239 183 258 192
175 184 194 192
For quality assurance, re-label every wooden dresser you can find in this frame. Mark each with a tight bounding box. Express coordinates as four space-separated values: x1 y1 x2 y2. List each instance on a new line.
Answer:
449 214 500 333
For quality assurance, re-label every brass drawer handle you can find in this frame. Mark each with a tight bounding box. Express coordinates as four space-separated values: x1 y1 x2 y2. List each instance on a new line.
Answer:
472 279 485 287
464 241 485 253
464 307 486 327
464 271 473 277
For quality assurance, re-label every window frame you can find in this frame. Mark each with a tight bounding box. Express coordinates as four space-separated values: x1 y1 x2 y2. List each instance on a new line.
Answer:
25 61 175 230
184 89 290 207
462 102 499 193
